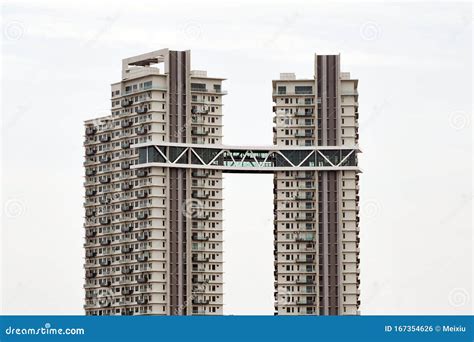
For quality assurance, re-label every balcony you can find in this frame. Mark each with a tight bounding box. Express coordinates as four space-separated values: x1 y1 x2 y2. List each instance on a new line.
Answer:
85 188 97 197
85 209 96 218
121 288 134 295
121 99 133 107
137 254 149 262
137 234 148 241
99 176 111 184
99 197 111 205
121 141 130 149
192 170 209 178
121 309 134 316
192 286 206 293
100 135 111 143
98 298 111 308
192 234 209 241
99 217 111 225
99 259 111 266
137 297 148 305
295 173 312 180
121 203 133 212
192 191 209 199
85 126 97 136
296 234 314 242
121 119 133 128
137 107 148 114
294 194 314 201
121 183 133 191
122 267 133 275
137 191 148 199
121 245 133 254
191 108 209 115
85 270 97 279
121 224 133 233
295 111 314 117
136 169 148 177
99 155 111 164
296 278 314 284
86 250 97 257
194 213 209 220
137 212 148 220
192 255 210 263
294 132 313 138
191 128 209 136
86 148 97 156
137 275 148 283
86 229 97 238
99 279 111 287
121 162 130 170
137 126 148 135
295 215 314 222
99 238 111 246
296 256 315 263
86 168 96 176
296 298 315 305
192 298 210 305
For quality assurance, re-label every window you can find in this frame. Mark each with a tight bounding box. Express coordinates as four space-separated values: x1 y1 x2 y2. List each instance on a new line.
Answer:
295 86 313 94
143 81 152 90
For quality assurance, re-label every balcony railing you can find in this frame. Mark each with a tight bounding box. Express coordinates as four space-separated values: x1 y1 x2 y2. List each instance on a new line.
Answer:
85 188 97 197
121 224 133 233
99 217 111 225
137 127 148 135
85 169 96 176
86 148 97 156
192 191 209 199
136 169 148 177
191 128 209 136
121 183 133 191
137 212 148 220
100 135 111 143
121 99 133 107
192 170 209 178
137 275 148 283
85 126 97 136
85 229 97 238
121 119 133 128
99 155 111 163
121 204 133 212
99 239 111 246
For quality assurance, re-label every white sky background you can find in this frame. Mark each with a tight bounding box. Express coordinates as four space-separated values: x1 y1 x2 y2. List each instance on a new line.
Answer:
1 0 472 315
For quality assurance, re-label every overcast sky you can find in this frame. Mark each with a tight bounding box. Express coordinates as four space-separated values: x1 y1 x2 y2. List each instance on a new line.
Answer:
1 0 472 315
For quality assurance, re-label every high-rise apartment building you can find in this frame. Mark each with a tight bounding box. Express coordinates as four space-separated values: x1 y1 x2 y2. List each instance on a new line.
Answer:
272 55 360 315
84 49 225 315
83 49 360 316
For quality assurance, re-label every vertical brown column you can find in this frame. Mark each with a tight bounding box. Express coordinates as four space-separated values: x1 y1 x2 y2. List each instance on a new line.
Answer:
316 55 341 315
168 51 189 315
